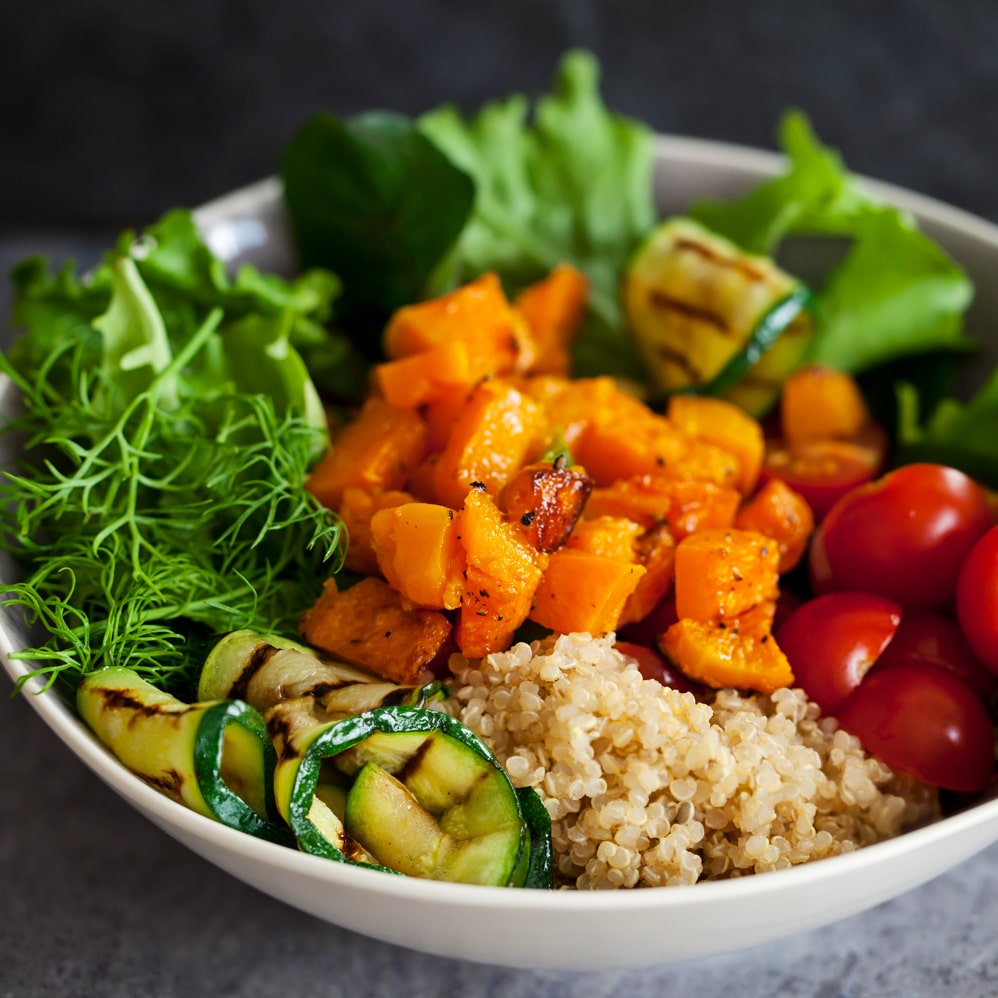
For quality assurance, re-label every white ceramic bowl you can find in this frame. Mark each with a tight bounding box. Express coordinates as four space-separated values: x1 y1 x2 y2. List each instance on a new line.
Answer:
3 136 998 970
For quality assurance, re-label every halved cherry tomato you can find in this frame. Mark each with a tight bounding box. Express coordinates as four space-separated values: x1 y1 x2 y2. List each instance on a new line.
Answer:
870 610 998 703
761 423 888 520
774 592 901 714
956 525 998 673
836 662 995 793
615 641 703 696
809 463 993 610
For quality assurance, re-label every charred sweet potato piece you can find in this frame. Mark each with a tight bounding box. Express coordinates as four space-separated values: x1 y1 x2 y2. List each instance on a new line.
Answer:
514 264 589 376
498 460 593 553
383 272 536 377
338 487 416 576
658 604 793 695
529 549 645 635
370 502 466 610
300 577 452 684
734 478 814 573
586 475 740 540
433 379 546 509
667 394 764 495
306 397 428 510
455 490 545 658
673 528 780 623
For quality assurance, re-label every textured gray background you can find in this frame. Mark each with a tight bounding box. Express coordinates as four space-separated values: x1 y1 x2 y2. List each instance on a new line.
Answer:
3 2 998 995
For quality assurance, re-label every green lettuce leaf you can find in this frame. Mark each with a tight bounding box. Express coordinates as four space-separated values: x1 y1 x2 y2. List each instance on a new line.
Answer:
7 209 345 441
419 49 656 379
896 372 998 487
689 112 974 374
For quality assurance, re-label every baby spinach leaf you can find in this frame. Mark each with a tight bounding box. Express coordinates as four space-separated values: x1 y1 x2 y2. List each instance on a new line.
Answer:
281 110 475 333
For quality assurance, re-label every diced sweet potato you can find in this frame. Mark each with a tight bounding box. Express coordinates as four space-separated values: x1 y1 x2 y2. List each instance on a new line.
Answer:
433 379 546 509
306 397 428 510
735 479 815 573
339 487 415 576
667 394 764 495
673 528 780 623
781 365 870 447
566 516 644 561
370 502 466 610
383 272 536 377
529 549 646 635
375 341 474 409
575 412 689 486
300 577 452 684
658 604 793 695
455 490 545 658
498 460 593 553
586 475 740 540
514 264 589 376
619 524 677 627
525 375 650 450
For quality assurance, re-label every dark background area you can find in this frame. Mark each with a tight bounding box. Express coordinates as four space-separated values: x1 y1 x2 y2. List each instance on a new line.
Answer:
5 0 998 232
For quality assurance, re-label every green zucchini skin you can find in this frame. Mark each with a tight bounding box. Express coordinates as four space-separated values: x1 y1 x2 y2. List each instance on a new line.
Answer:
269 704 554 889
77 667 288 843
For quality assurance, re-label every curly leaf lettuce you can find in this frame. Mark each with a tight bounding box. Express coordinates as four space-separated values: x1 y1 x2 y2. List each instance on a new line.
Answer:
419 50 656 379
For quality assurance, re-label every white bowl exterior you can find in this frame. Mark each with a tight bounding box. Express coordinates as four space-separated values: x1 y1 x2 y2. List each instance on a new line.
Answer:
3 136 998 969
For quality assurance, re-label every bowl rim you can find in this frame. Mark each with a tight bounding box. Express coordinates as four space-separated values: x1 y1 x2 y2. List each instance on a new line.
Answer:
3 130 998 914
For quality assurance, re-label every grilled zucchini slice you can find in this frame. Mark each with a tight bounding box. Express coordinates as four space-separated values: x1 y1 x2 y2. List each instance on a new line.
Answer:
624 217 813 414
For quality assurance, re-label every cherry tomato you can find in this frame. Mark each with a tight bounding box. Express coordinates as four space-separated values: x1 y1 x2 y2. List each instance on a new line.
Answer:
836 662 995 793
775 592 901 714
761 423 888 520
615 641 702 695
871 610 998 703
809 463 992 610
956 525 998 673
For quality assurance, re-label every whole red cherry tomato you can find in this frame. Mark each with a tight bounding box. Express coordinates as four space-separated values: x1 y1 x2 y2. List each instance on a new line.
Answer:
775 592 901 714
809 464 992 610
870 610 998 703
956 525 998 673
836 662 995 792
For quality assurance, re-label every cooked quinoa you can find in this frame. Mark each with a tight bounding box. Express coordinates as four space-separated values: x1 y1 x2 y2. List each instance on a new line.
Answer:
446 632 939 889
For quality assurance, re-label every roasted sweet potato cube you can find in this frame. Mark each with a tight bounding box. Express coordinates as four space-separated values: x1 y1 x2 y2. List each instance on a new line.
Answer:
433 379 547 509
370 502 466 610
529 549 645 635
658 604 793 695
498 460 593 553
375 341 474 409
781 365 870 447
455 490 544 657
586 475 740 540
619 524 677 627
299 577 452 684
306 397 428 510
667 394 765 495
514 263 589 376
673 528 780 623
734 479 814 573
338 487 415 576
383 272 536 377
